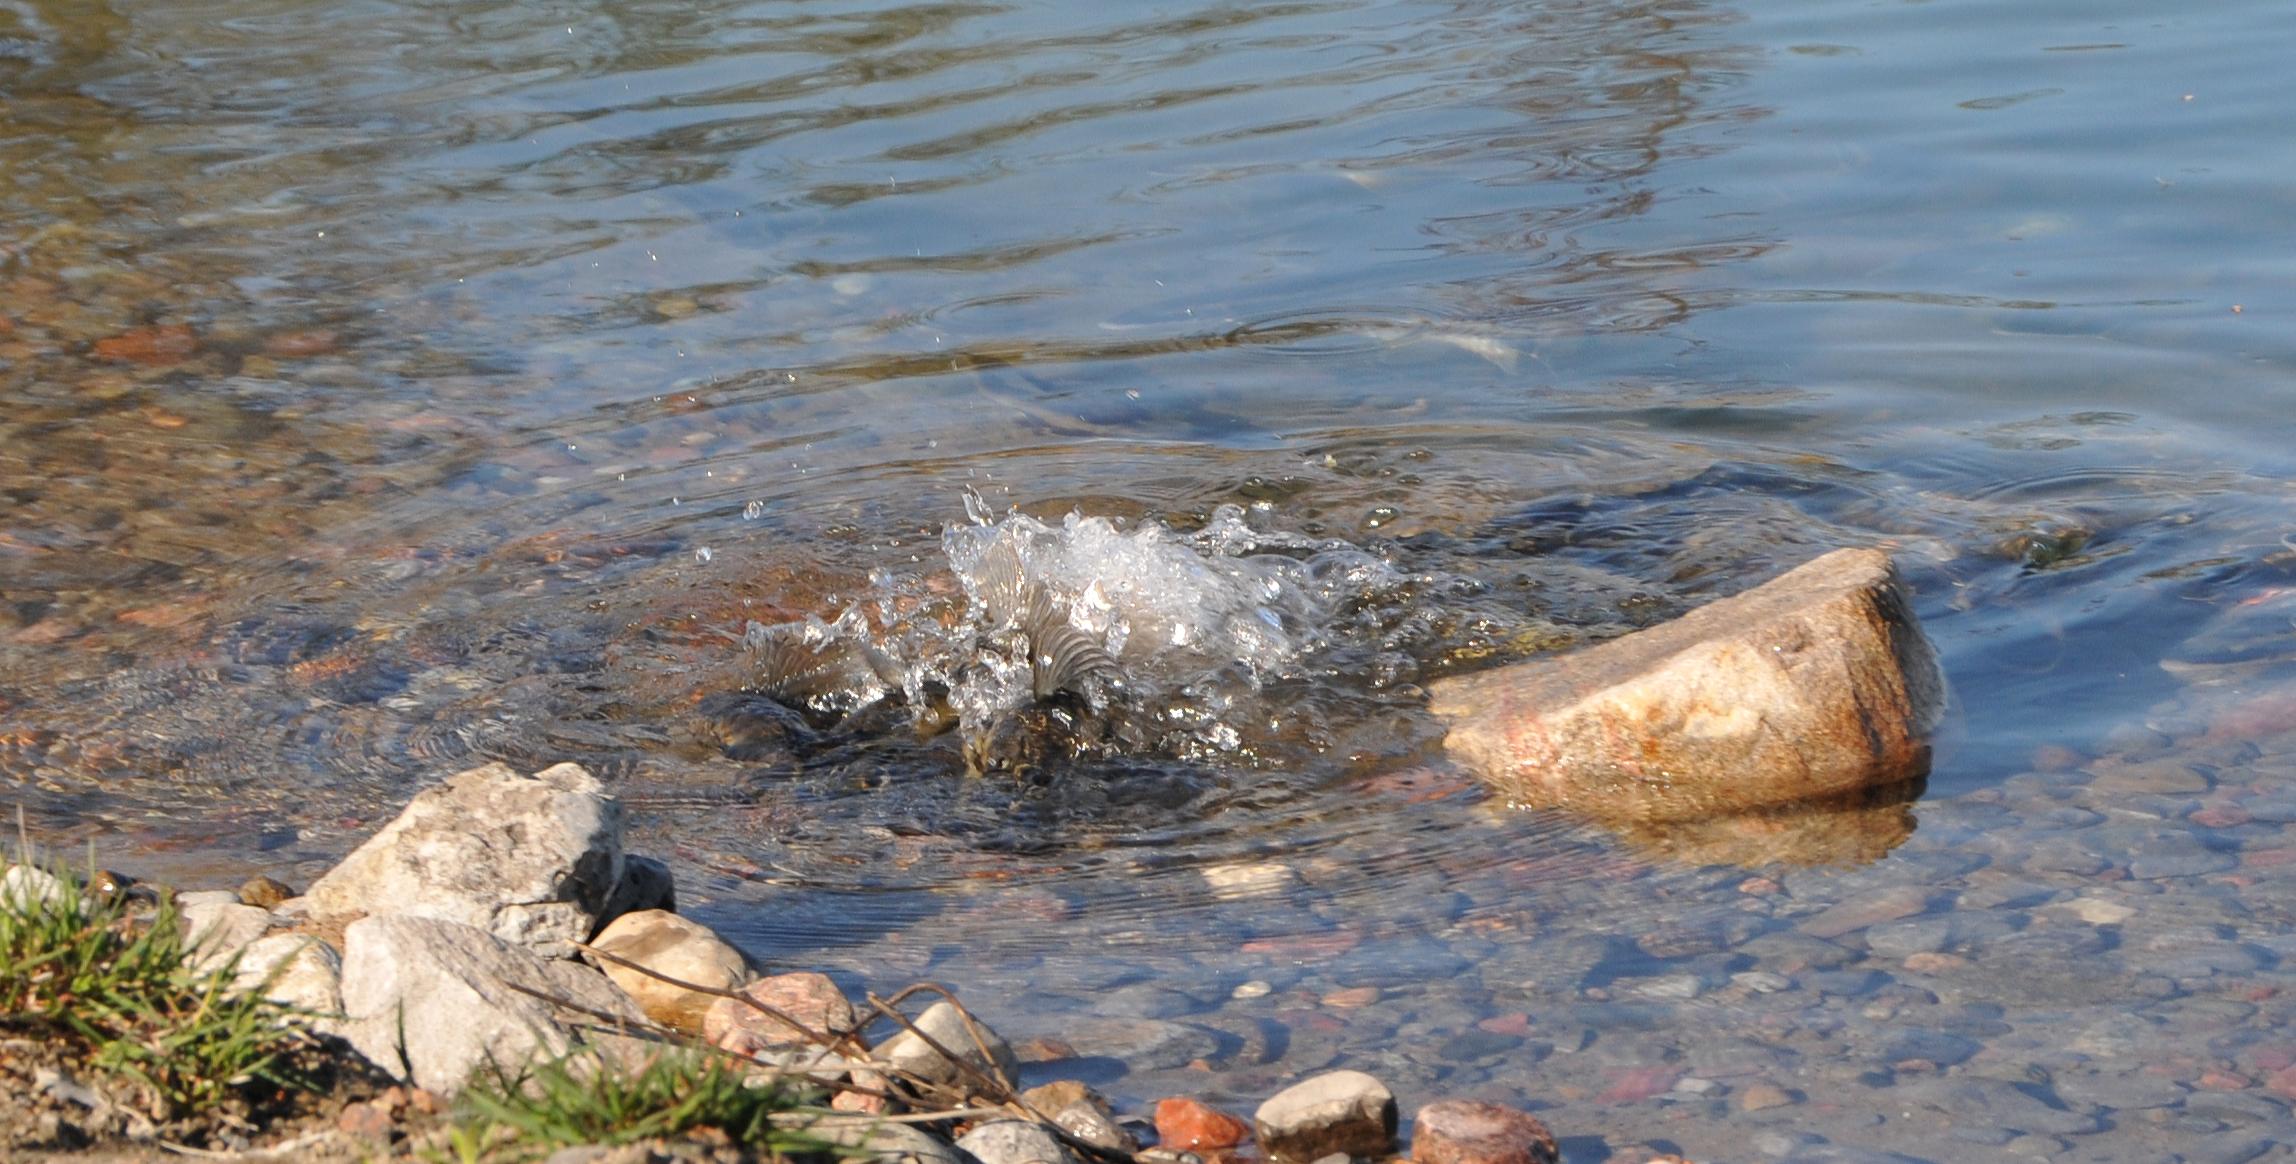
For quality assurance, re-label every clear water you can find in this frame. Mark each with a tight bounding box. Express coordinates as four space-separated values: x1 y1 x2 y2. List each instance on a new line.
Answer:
6 0 2296 1159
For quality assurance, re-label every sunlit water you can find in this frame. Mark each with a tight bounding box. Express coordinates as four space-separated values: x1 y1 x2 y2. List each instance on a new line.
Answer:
6 0 2296 1159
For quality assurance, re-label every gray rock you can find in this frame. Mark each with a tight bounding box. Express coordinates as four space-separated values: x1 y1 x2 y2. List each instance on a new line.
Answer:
1752 1131 1823 1157
808 1120 967 1164
2120 830 2238 880
1091 983 1203 1019
1739 931 1857 970
1253 1070 1398 1163
1864 918 1953 960
956 1120 1079 1164
306 761 625 955
2182 1135 2273 1164
1899 1077 2099 1135
181 901 276 975
1060 1017 1220 1071
2050 1070 2187 1110
1876 1028 1982 1067
2183 1089 2291 1125
230 933 343 1014
330 914 648 1096
876 1000 1020 1095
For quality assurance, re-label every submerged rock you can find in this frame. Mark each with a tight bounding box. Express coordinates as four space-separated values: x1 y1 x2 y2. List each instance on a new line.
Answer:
1411 1100 1559 1164
1429 547 1943 819
876 1000 1021 1098
306 761 625 955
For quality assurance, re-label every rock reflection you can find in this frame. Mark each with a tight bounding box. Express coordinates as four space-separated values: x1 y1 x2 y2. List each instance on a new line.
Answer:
1602 775 1926 868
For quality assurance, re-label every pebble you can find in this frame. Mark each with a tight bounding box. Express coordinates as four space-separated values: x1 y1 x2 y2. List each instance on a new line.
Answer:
1795 886 1943 939
705 971 856 1054
590 909 753 1033
1232 980 1273 999
1253 1071 1397 1162
1410 1100 1558 1164
1737 1083 1792 1111
1154 1097 1254 1151
956 1120 1078 1164
1202 863 1300 899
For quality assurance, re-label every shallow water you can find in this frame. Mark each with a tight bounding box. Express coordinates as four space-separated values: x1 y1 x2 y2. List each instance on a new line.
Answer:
6 0 2296 1159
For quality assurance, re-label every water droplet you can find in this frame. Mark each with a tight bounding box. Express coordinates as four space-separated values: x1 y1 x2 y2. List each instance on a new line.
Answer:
743 500 765 520
695 546 713 563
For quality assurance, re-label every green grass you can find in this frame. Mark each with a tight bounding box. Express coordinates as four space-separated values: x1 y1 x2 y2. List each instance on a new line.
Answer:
0 857 311 1121
448 1047 835 1162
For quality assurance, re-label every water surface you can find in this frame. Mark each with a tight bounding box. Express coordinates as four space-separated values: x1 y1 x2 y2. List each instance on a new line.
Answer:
6 0 2296 1159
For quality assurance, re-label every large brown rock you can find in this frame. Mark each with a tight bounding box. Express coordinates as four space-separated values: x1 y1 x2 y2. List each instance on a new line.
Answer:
1411 1100 1558 1164
1428 547 1943 819
590 909 753 1033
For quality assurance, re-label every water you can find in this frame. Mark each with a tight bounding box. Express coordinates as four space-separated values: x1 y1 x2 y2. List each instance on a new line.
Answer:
6 0 2296 1158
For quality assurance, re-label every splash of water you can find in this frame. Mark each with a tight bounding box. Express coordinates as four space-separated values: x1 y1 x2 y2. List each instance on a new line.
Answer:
739 500 1408 771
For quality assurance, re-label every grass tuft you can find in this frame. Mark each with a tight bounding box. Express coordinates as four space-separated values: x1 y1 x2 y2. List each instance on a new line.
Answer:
0 855 311 1121
449 1047 833 1162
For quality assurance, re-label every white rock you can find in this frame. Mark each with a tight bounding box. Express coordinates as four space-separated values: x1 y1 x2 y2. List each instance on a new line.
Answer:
330 914 647 1096
1731 971 1792 993
0 865 65 909
306 762 625 955
957 1120 1079 1164
589 909 752 1033
808 1119 966 1164
181 901 275 975
231 933 343 1014
1637 974 1702 1000
876 1000 1020 1096
175 889 244 910
2068 898 2136 925
1253 1070 1398 1162
1201 863 1299 900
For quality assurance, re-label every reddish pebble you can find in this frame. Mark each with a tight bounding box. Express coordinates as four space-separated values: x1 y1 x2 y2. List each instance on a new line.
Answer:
92 323 198 365
266 328 340 357
1737 877 1781 896
704 971 854 1055
337 1101 392 1139
2246 849 2296 868
2267 1066 2296 1100
1017 1037 1078 1063
1902 952 1967 974
1476 1013 1532 1037
2199 1069 2254 1090
1323 986 1381 1008
1596 1067 1678 1104
2255 1047 2296 1073
1156 1096 1253 1151
2192 805 2254 828
1411 1100 1558 1164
